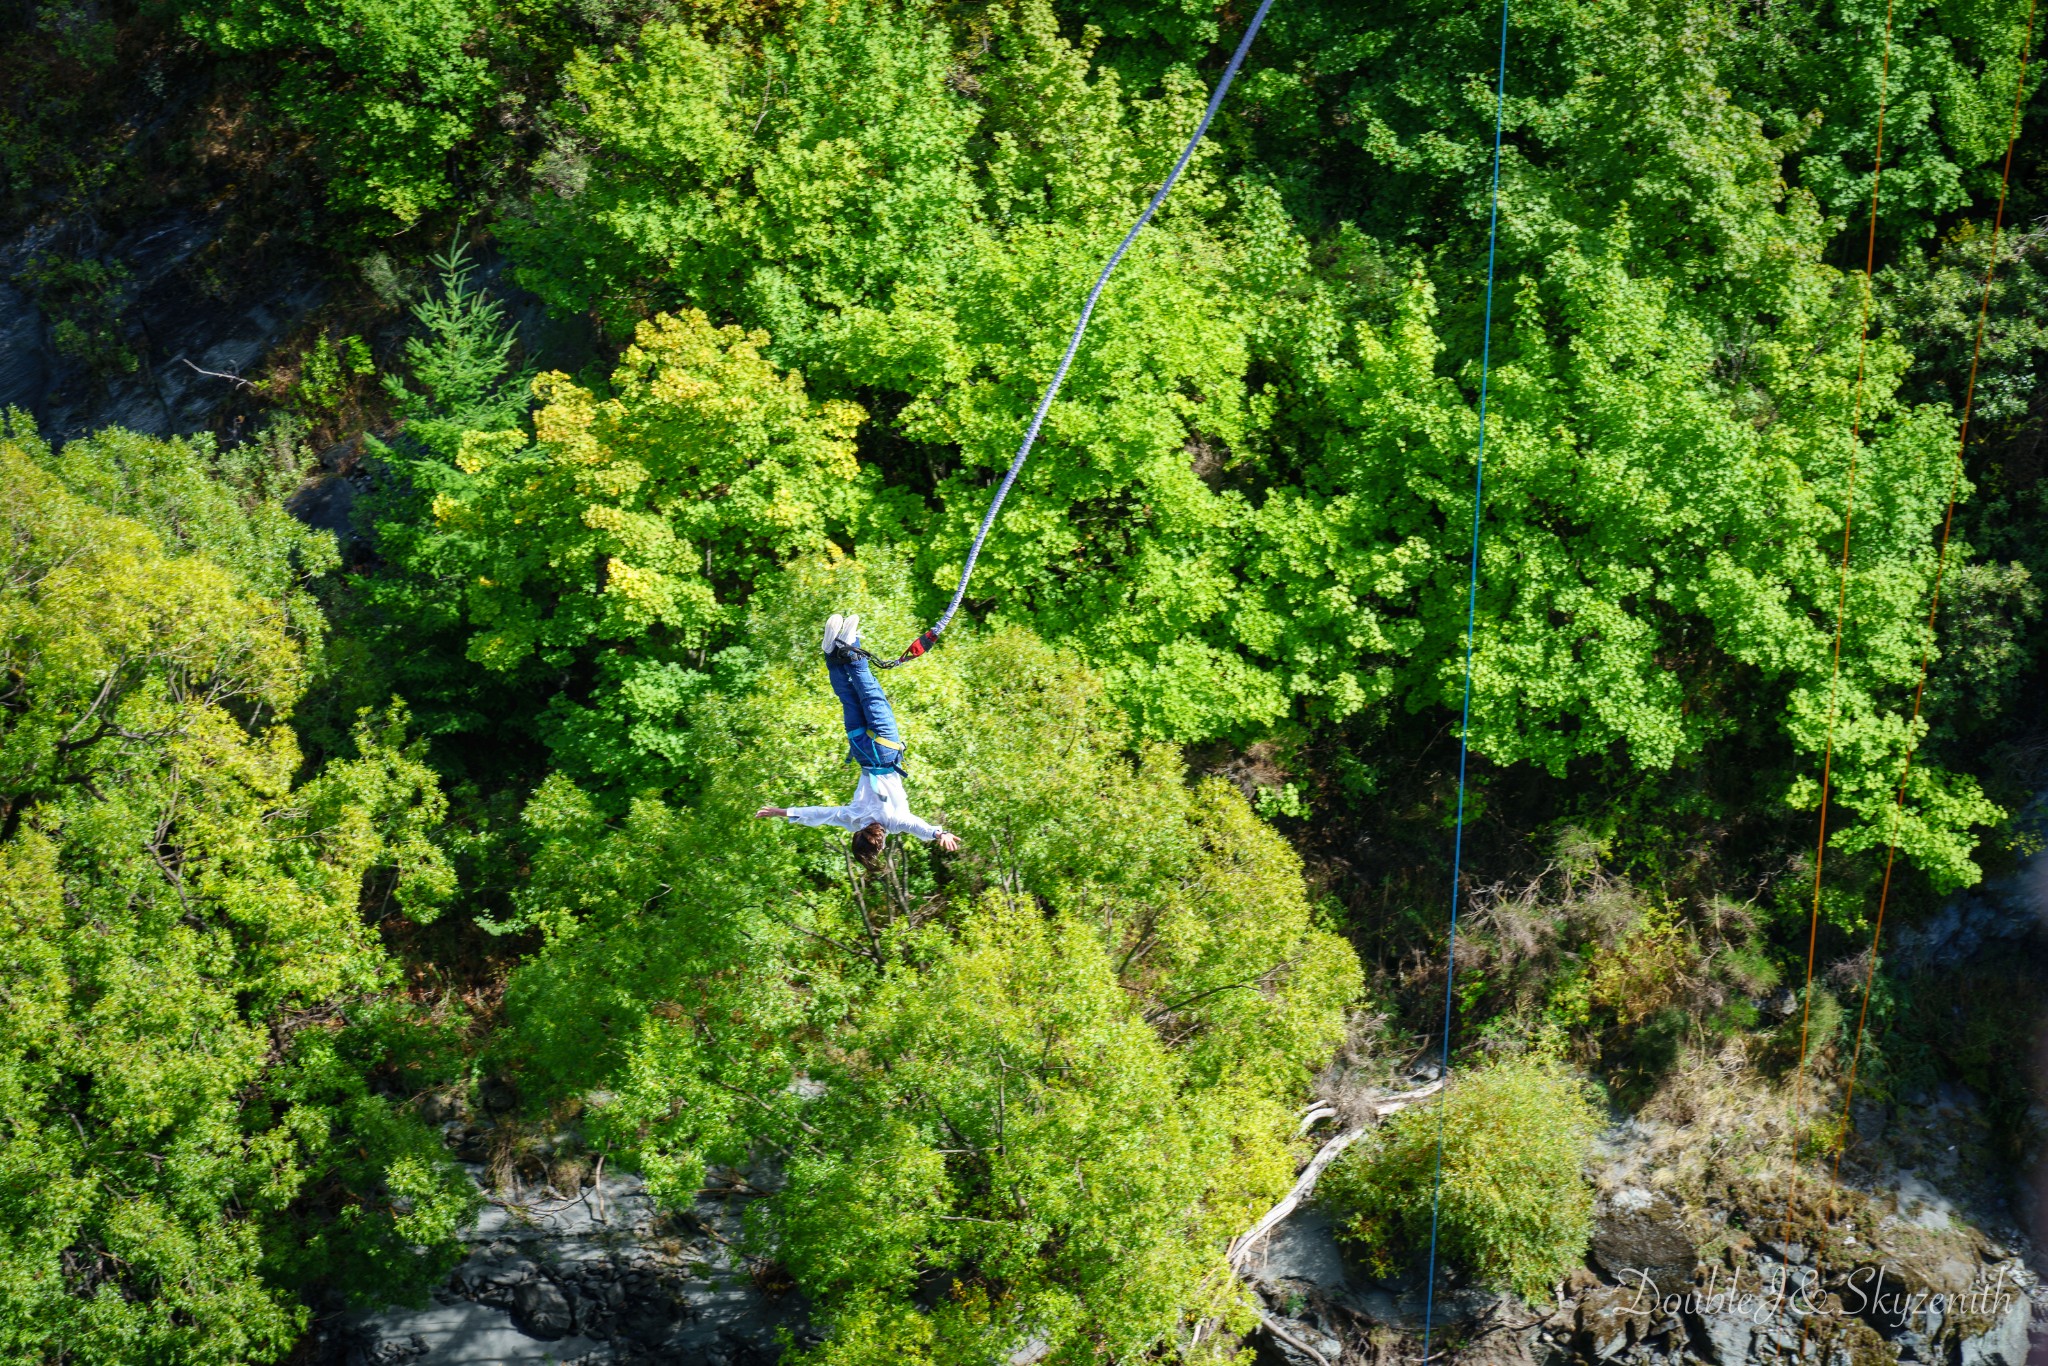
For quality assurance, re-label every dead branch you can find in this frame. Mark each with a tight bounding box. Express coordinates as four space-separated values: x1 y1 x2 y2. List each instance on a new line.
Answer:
1260 1310 1336 1366
1228 1078 1444 1271
179 357 256 391
1297 1103 1339 1136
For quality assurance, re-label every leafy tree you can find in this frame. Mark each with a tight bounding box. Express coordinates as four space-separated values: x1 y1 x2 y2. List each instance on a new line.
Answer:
1321 1054 1603 1300
481 0 2014 885
371 310 880 786
500 0 1262 733
503 0 980 336
0 419 466 1362
179 0 541 228
30 421 339 644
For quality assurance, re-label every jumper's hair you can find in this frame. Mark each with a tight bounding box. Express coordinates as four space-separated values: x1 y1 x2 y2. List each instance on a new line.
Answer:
851 822 887 870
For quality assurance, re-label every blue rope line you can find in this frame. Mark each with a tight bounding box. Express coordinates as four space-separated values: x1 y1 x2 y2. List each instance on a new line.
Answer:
1421 0 1510 1358
874 0 1277 665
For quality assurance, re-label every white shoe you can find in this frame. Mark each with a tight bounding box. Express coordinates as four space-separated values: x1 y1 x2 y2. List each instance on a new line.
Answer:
822 613 845 655
840 614 860 652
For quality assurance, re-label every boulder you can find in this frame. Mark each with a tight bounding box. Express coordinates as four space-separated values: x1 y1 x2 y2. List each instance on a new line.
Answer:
1687 1306 1754 1365
1244 1205 1349 1292
1958 1293 2033 1366
1590 1190 1697 1298
511 1279 573 1341
1577 1285 1644 1360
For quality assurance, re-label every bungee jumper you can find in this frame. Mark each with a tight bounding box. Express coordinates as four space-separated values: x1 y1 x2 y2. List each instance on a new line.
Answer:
757 2 1277 858
755 613 961 864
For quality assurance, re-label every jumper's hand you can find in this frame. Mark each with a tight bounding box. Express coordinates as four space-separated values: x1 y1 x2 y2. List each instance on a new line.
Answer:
755 806 788 819
936 831 961 853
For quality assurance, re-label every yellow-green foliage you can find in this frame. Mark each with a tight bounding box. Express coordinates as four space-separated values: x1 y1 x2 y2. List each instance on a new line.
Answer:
1588 905 1697 1026
0 425 468 1360
376 309 880 787
1322 1055 1603 1300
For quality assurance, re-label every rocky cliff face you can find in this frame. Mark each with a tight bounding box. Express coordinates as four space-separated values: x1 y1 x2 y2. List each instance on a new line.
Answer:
0 212 325 443
321 1156 815 1366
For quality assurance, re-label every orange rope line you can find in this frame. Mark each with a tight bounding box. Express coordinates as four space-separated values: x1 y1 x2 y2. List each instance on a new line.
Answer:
1787 0 1897 1190
1831 0 2039 1184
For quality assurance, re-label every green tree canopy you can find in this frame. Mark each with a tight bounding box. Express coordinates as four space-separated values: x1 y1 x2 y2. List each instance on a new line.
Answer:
0 419 468 1361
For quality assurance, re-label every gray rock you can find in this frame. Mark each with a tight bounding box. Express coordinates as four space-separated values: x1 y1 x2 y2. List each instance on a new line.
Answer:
1578 1286 1642 1360
1245 1205 1349 1292
1958 1293 2034 1366
344 1300 608 1366
513 1279 573 1341
483 1258 537 1287
1760 1240 1806 1266
1592 1192 1697 1295
1687 1308 1752 1365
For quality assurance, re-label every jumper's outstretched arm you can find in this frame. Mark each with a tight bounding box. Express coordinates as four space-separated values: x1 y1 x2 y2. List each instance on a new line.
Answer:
755 805 960 852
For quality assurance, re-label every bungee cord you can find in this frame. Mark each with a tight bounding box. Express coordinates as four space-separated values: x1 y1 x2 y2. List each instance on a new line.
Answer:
1419 0 1511 1358
858 0 1277 668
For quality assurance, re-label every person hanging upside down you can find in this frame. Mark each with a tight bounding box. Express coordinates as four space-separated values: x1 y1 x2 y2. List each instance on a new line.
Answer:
755 613 961 863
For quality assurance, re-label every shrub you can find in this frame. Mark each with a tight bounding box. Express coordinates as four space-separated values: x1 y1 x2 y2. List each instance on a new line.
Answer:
1321 1055 1603 1299
1767 984 1846 1071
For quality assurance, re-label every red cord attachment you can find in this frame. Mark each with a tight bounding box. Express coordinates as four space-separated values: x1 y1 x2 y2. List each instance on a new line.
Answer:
864 627 942 670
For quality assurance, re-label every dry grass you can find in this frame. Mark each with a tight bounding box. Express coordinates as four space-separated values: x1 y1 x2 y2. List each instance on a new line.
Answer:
1604 1034 1878 1248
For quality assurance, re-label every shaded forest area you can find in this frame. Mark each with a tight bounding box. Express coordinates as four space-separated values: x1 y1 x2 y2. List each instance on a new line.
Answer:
1 0 2045 1361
